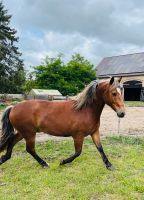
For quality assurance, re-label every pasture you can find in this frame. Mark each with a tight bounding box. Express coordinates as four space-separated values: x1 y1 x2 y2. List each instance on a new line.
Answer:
0 136 144 200
0 104 6 111
0 103 144 200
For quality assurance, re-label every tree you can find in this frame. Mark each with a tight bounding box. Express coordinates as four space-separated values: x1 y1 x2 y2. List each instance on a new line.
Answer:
64 53 96 95
0 1 25 93
22 71 36 94
34 55 65 90
33 53 96 96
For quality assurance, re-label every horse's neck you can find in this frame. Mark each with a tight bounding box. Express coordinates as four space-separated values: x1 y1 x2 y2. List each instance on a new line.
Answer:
91 82 108 118
91 97 105 119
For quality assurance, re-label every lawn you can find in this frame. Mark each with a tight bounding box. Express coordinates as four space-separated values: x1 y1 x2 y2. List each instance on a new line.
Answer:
125 101 144 106
0 104 6 111
0 136 144 200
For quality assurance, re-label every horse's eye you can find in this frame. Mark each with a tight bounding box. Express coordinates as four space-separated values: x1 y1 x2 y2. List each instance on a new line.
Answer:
112 92 117 96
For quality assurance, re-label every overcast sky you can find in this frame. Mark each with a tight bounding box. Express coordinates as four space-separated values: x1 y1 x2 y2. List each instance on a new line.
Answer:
3 0 144 67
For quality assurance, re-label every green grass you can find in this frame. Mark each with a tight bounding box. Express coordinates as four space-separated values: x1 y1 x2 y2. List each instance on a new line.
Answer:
125 101 144 106
0 136 144 200
0 104 6 111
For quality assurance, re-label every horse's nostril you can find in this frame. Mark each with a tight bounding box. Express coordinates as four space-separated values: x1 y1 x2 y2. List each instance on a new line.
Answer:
117 112 125 118
121 112 125 117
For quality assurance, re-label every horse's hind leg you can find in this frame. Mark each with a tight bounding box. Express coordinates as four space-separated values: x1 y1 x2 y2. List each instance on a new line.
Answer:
24 132 49 168
0 132 23 164
60 135 84 165
91 130 114 170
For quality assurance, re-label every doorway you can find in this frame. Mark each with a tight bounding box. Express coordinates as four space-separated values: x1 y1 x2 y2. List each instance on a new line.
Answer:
123 80 142 101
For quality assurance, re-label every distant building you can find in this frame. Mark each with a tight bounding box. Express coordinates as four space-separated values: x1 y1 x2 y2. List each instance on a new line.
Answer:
27 89 64 100
96 52 144 101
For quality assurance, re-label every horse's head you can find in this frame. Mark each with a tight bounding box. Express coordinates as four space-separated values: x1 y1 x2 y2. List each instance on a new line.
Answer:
103 77 125 118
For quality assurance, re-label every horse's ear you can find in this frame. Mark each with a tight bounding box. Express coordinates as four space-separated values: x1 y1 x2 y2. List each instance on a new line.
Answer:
118 76 122 83
109 77 114 85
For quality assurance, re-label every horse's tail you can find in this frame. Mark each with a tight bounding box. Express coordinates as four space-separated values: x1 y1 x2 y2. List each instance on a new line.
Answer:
0 106 14 152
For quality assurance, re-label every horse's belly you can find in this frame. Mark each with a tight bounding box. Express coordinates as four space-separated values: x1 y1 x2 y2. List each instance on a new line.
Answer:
39 110 98 137
46 131 71 137
39 121 72 137
39 119 95 137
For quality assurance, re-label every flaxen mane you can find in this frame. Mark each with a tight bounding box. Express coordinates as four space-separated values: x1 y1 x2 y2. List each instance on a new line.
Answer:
73 80 99 110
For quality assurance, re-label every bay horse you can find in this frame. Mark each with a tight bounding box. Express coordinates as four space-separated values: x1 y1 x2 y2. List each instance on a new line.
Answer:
0 77 125 170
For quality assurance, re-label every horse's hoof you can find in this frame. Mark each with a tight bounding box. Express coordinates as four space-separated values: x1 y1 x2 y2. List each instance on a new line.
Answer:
106 165 115 171
0 158 3 165
43 165 49 169
42 162 49 168
60 160 65 165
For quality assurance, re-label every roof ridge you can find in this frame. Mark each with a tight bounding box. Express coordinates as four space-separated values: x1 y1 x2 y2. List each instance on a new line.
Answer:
103 52 144 59
96 52 144 76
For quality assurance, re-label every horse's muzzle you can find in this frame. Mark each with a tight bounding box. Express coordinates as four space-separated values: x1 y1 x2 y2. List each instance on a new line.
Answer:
117 111 125 118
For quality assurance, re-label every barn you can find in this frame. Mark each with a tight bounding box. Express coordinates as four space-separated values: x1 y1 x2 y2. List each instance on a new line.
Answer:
27 89 64 100
96 52 144 101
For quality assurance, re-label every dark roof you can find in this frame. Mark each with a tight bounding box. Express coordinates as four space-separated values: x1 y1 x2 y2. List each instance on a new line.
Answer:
96 52 144 77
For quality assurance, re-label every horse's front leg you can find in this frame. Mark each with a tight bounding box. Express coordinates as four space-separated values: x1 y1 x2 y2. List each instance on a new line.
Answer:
91 130 114 170
60 135 84 165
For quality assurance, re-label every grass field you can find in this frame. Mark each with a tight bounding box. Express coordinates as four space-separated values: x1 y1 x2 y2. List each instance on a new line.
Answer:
125 101 144 106
0 104 6 111
0 136 144 200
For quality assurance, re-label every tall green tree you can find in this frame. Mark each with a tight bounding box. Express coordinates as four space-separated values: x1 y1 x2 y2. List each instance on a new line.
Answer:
0 1 25 93
64 53 96 94
34 55 65 90
33 53 96 96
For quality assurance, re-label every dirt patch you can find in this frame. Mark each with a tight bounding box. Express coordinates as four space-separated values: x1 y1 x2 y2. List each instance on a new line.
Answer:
0 106 144 142
100 106 144 137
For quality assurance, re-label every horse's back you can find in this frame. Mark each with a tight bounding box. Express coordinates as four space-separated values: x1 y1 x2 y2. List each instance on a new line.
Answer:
10 99 72 120
9 100 75 134
9 99 97 137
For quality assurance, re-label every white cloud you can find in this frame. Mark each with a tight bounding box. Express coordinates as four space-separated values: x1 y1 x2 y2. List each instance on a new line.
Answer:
3 0 144 67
